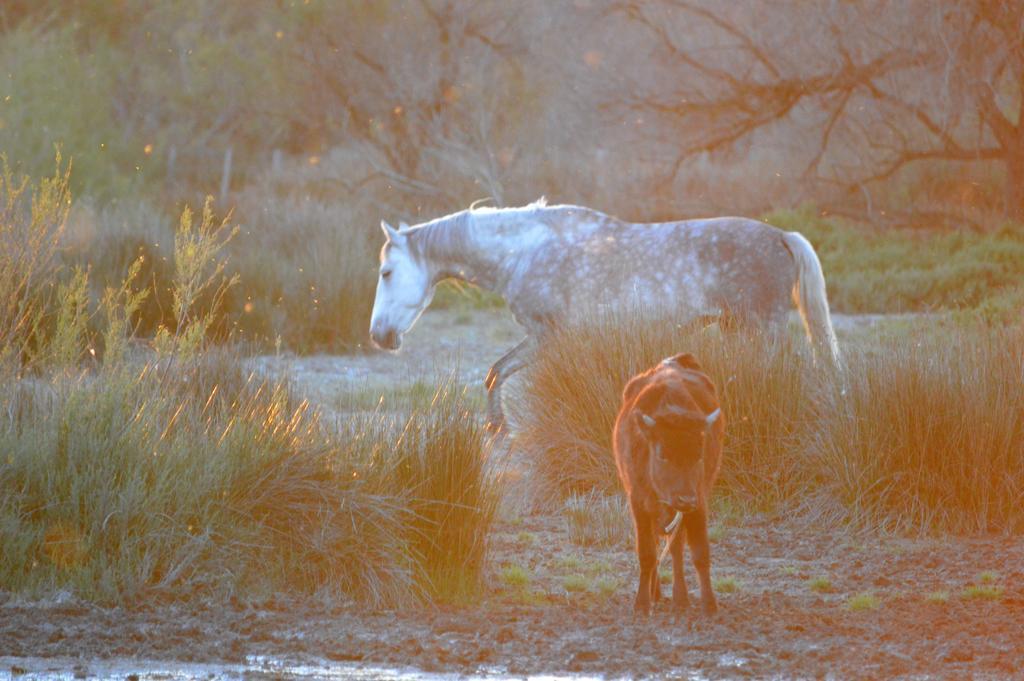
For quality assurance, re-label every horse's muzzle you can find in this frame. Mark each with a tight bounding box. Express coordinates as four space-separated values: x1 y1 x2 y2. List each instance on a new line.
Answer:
371 327 401 350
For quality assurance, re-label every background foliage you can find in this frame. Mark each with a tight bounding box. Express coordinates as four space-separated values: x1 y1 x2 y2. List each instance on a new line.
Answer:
1 1 1022 351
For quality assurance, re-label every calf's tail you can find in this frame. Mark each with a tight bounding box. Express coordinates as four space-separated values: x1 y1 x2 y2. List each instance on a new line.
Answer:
780 231 841 366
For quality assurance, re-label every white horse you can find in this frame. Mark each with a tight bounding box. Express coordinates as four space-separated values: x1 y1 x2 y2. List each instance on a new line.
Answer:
369 199 840 430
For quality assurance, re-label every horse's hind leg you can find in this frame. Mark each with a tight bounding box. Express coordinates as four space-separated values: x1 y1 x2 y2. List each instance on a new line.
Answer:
484 336 534 432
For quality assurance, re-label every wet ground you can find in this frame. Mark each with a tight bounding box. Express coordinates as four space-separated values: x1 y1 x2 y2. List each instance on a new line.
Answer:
3 514 1022 679
3 309 1021 679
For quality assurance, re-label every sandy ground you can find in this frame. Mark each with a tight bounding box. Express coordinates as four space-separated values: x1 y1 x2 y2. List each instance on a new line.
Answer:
3 309 1022 680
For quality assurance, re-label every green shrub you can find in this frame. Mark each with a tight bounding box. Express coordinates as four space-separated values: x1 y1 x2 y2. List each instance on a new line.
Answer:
764 204 1024 318
0 26 144 200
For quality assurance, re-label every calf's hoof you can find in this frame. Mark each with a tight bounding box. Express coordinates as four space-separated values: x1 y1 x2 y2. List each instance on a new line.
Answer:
701 597 718 616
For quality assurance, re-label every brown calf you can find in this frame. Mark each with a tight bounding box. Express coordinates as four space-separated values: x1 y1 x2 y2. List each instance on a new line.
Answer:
613 352 724 616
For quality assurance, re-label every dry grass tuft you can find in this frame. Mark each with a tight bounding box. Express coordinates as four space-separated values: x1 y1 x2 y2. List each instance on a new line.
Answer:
515 309 822 511
808 326 1024 534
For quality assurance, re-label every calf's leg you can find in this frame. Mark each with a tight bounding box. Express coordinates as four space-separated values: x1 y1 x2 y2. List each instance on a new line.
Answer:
649 525 663 604
631 508 657 616
669 525 689 612
684 510 718 615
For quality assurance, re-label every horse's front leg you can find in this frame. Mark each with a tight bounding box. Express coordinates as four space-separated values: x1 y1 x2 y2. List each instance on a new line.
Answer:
484 336 534 432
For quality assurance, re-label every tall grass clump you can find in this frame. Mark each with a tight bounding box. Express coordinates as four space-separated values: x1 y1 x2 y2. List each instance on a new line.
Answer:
351 376 501 603
515 309 823 510
0 153 72 374
0 167 500 606
807 326 1024 534
0 357 500 606
0 354 406 604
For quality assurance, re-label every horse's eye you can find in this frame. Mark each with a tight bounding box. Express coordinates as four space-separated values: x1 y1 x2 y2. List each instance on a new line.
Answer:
381 270 392 280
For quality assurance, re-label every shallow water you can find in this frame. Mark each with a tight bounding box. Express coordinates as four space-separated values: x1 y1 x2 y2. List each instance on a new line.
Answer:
0 654 743 680
1 655 612 681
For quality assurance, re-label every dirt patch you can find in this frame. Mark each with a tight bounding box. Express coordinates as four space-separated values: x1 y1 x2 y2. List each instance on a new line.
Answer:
3 310 1020 679
3 517 1022 678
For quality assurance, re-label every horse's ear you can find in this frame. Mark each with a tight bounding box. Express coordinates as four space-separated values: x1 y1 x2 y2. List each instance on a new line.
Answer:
380 220 402 243
399 221 411 232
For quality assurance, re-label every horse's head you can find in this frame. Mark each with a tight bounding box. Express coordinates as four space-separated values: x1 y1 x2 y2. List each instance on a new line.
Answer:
369 220 433 350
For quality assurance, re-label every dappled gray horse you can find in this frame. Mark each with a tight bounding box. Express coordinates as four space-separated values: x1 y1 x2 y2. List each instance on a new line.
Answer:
369 200 840 430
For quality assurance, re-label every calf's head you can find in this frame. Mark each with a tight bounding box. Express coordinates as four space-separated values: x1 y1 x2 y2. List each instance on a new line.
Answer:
635 405 720 515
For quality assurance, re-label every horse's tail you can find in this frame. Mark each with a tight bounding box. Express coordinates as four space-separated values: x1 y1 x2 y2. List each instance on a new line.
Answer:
780 231 841 366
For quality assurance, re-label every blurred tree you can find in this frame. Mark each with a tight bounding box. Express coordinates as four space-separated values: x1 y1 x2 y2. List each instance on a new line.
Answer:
610 0 1024 223
280 0 545 213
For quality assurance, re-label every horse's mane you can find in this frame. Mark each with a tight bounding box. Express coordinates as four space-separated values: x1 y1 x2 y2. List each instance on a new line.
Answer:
408 198 606 260
467 197 609 229
466 196 548 220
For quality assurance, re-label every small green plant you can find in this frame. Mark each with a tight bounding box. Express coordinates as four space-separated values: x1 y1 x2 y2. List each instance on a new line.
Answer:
925 590 950 604
512 589 549 606
962 584 1003 600
713 576 742 594
808 576 833 593
562 574 590 593
845 592 881 611
557 554 584 572
98 255 149 367
977 571 999 584
781 566 799 576
516 531 537 546
154 197 239 358
595 577 621 598
500 564 531 589
659 567 672 585
708 524 726 543
48 267 91 371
